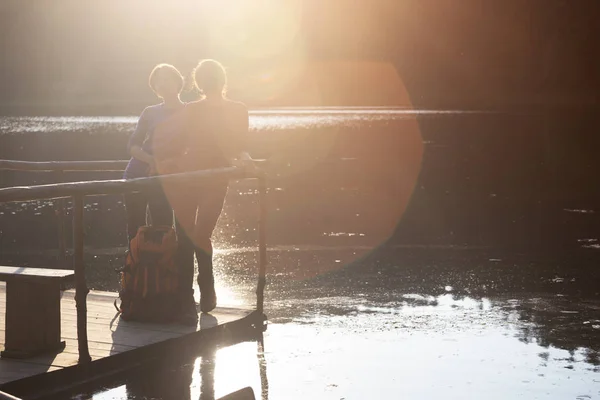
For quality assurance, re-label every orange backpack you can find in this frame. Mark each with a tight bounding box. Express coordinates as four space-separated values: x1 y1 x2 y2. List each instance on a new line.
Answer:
115 226 179 322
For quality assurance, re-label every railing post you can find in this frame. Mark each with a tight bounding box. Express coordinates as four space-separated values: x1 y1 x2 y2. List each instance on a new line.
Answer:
56 198 67 262
55 171 67 264
73 194 91 363
257 336 269 400
256 176 267 314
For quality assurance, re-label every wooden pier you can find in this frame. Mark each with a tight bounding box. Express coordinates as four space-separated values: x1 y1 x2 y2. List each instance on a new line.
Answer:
0 161 268 399
0 283 264 397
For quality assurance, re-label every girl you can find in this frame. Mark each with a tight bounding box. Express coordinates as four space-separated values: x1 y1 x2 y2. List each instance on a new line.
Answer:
123 64 185 240
154 59 253 319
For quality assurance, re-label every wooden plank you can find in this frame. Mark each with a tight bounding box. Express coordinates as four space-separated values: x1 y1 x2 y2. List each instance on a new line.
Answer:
0 360 60 385
1 308 251 349
1 314 238 349
0 159 129 172
2 310 250 347
51 343 130 359
0 311 262 397
0 267 73 283
1 310 182 332
72 325 182 348
1 285 251 336
6 341 139 369
77 340 134 355
3 348 84 369
1 285 252 330
1 308 247 336
0 285 258 390
62 289 254 315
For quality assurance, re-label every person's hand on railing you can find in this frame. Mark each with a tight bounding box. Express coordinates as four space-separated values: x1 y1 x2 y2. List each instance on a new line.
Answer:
154 157 182 176
146 159 158 176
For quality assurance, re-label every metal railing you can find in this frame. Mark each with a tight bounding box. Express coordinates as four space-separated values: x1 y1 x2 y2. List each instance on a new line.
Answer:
0 390 21 400
0 160 268 363
1 160 129 261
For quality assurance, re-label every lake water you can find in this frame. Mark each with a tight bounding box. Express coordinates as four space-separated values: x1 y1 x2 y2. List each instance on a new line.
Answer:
0 108 599 399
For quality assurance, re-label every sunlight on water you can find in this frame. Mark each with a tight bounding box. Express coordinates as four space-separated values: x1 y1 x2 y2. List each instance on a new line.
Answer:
258 295 598 399
255 107 481 114
86 293 599 400
194 343 262 399
92 385 127 399
323 232 366 237
2 109 598 399
262 329 588 399
0 108 477 134
0 116 135 134
194 260 247 307
205 279 246 308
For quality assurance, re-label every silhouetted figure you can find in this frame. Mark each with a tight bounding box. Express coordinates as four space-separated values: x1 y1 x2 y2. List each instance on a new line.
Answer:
123 64 185 240
153 59 253 320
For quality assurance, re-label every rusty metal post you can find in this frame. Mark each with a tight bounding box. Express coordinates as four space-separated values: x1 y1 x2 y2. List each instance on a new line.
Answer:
72 195 91 363
56 197 66 262
257 336 269 400
256 176 267 314
55 171 67 264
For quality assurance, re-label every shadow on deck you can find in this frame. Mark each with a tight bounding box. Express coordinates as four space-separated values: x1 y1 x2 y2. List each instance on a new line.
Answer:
0 284 266 399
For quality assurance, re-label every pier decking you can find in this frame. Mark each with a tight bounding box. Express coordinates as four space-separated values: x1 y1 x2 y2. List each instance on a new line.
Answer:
0 162 268 399
0 283 261 397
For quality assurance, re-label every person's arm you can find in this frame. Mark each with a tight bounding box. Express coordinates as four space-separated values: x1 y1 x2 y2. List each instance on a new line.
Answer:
130 146 155 166
127 108 154 166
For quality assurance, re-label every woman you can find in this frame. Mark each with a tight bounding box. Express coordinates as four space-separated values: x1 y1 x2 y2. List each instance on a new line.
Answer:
123 63 185 240
153 59 253 318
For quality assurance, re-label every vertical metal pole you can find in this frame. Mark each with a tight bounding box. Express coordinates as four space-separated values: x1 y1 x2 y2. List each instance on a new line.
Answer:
73 195 91 363
57 197 66 262
0 389 23 400
256 176 267 314
257 336 269 400
55 171 66 264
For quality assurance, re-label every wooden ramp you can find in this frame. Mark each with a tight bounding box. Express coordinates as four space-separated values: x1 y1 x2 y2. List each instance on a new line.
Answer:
0 283 262 398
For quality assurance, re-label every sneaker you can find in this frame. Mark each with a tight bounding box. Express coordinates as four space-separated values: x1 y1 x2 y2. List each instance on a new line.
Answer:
200 288 217 314
178 294 198 326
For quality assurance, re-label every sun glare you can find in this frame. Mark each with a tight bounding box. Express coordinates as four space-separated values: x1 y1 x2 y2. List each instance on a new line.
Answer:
202 0 307 105
189 342 261 399
205 0 303 57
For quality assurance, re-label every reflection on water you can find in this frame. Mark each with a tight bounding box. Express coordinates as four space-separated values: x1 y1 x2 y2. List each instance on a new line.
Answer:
0 108 471 134
53 247 600 399
85 341 266 400
2 109 600 398
72 290 599 400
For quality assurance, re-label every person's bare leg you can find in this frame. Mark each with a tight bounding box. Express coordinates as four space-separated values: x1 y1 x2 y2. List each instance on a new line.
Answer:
170 183 200 324
194 182 228 313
